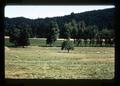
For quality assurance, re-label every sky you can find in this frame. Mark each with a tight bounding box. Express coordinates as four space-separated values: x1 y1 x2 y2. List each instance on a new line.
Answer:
5 5 114 19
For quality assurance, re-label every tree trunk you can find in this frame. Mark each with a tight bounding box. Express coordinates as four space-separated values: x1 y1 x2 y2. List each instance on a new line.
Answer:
74 39 76 44
50 44 51 47
68 49 69 53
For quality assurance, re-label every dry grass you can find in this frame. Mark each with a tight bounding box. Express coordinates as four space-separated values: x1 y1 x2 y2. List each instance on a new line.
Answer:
5 46 114 79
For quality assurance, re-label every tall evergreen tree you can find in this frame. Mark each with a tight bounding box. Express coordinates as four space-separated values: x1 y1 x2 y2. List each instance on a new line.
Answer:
71 20 78 43
46 21 59 46
63 22 72 39
76 21 86 46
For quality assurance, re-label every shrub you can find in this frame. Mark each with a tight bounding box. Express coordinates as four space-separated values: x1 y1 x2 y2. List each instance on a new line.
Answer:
61 39 74 53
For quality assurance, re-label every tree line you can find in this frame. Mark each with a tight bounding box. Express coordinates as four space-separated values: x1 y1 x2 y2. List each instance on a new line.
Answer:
5 8 115 51
5 8 114 38
7 19 114 48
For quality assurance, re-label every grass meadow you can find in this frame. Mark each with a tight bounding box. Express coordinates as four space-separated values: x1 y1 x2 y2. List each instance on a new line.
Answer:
5 38 114 79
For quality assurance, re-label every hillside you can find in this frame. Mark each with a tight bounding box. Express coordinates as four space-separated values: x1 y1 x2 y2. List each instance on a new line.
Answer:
5 8 115 38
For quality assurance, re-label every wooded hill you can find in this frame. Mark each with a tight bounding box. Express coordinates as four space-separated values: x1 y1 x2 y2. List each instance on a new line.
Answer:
5 8 114 38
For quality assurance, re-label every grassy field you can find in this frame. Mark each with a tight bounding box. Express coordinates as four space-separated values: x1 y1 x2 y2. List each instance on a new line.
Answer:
5 38 114 47
5 46 114 79
5 38 65 47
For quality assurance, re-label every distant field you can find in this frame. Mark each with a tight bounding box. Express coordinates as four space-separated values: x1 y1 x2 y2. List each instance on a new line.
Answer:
5 46 114 79
5 38 113 47
5 38 65 47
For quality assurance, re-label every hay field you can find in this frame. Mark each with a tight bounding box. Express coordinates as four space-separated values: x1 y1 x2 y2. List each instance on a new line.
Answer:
5 46 114 79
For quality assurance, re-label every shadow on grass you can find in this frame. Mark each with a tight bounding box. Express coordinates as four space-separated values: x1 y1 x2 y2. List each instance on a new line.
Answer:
6 45 29 48
6 45 115 48
57 50 74 53
38 45 61 47
5 45 17 48
38 45 53 47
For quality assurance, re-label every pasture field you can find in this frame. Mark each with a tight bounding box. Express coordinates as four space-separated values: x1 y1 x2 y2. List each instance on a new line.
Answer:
5 38 114 47
5 38 64 47
5 46 114 79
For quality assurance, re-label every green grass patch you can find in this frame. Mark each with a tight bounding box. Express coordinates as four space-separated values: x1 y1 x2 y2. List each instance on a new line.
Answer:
5 38 64 47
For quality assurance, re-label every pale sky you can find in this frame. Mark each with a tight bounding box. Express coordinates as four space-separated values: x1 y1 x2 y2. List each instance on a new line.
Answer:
5 5 114 19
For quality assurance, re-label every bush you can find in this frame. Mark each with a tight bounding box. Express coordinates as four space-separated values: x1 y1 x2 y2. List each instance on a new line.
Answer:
61 39 74 53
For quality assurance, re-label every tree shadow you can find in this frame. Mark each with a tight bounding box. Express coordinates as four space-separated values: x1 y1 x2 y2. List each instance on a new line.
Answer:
57 50 73 53
5 45 28 48
5 45 17 48
38 45 61 47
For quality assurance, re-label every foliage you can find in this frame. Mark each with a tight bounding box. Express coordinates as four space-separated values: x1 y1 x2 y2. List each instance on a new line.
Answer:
9 26 20 46
77 21 86 39
62 23 72 39
9 25 30 47
61 39 74 53
17 28 30 47
46 21 59 46
71 20 78 38
5 8 115 48
5 38 115 47
5 8 114 39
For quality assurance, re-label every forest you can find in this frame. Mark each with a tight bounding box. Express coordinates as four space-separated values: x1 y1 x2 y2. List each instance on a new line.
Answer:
5 8 115 48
